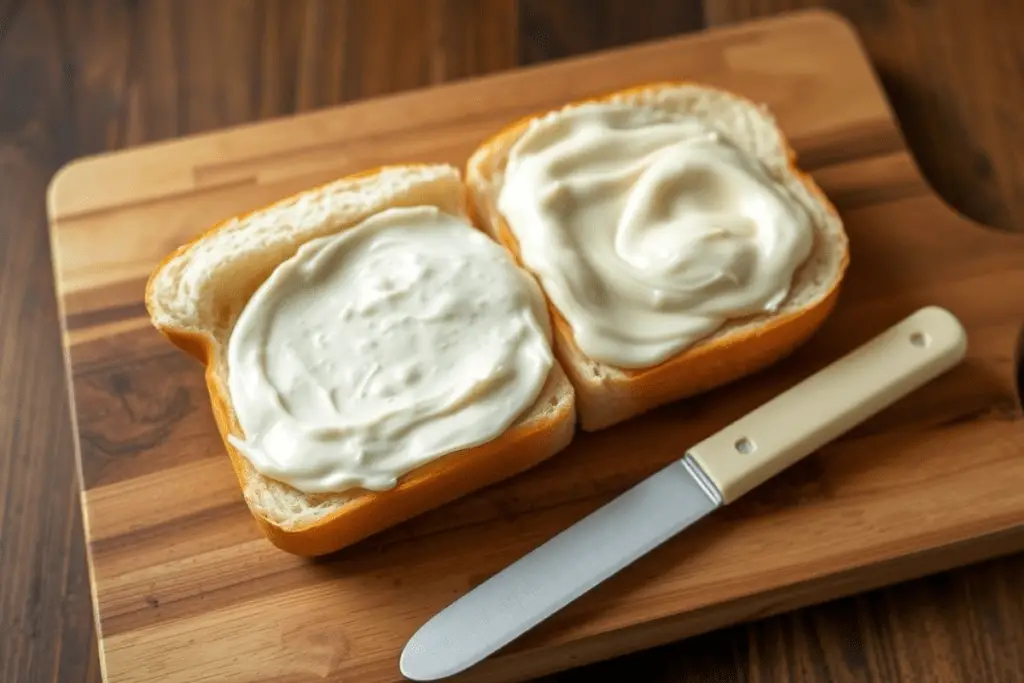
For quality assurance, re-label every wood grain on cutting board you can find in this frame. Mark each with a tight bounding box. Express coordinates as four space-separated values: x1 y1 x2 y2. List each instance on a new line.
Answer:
46 10 1024 683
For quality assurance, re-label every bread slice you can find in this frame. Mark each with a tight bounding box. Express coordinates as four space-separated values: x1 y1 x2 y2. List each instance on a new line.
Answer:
467 82 850 431
145 164 575 556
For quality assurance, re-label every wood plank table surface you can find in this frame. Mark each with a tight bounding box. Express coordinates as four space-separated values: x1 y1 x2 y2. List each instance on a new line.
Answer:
2 1 1022 682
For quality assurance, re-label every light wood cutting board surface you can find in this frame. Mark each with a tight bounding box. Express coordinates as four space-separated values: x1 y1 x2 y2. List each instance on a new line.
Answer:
47 10 1024 683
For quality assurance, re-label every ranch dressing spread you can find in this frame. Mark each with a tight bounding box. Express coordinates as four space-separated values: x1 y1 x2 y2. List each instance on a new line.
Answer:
226 206 553 494
497 103 814 368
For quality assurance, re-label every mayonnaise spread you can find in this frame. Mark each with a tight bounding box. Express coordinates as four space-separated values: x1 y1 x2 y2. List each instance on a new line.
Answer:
226 206 553 494
497 103 815 368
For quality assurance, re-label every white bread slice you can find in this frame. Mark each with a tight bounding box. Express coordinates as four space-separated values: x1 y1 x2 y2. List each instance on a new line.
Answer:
145 164 575 556
467 83 849 431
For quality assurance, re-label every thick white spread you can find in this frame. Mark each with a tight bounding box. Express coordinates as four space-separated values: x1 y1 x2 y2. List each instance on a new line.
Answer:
226 206 553 494
497 103 815 368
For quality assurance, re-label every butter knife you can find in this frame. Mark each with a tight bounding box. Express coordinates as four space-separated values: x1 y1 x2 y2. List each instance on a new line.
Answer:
400 306 967 681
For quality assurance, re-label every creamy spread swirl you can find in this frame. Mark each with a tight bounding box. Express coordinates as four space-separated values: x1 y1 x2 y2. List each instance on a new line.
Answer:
226 206 553 494
496 103 815 368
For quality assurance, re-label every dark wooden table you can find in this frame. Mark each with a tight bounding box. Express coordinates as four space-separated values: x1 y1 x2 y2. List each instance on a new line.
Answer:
2 1 1023 682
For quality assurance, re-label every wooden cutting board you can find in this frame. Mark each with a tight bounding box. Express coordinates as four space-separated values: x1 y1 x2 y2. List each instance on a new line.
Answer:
47 9 1024 683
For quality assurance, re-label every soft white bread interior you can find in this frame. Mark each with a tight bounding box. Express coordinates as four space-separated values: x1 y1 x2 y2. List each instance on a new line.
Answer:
145 164 575 556
467 82 850 430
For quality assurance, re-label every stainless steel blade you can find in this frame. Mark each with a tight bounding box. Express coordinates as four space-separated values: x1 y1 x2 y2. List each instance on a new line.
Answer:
399 456 722 681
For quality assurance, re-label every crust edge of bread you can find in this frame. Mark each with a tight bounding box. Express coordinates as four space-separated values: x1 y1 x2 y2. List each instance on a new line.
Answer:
465 81 851 430
144 163 576 557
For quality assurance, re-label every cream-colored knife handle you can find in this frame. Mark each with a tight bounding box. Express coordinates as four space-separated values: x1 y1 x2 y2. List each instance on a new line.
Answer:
688 306 967 504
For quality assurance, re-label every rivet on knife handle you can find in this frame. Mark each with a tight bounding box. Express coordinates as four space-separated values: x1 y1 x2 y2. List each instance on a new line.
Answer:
688 305 967 504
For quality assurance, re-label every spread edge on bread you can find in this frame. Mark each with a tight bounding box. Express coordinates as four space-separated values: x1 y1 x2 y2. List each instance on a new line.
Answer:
225 205 555 495
495 102 815 369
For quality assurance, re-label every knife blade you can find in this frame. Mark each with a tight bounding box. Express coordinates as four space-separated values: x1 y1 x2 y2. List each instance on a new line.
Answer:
400 306 967 681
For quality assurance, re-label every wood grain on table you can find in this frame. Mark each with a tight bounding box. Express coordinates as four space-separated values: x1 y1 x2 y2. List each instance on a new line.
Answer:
2 2 1023 683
